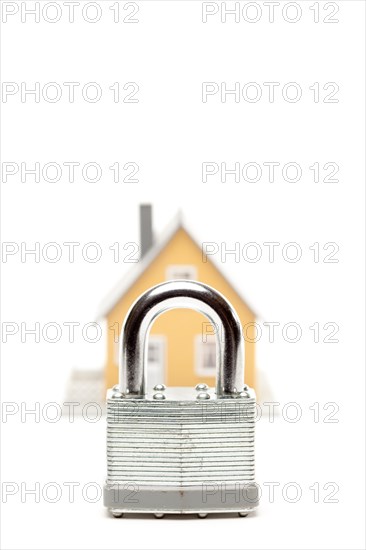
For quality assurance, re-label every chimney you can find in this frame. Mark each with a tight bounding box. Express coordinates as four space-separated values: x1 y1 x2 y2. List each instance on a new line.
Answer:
139 204 153 258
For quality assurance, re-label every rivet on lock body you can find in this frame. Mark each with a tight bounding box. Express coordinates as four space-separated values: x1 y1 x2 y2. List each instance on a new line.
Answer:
104 280 258 518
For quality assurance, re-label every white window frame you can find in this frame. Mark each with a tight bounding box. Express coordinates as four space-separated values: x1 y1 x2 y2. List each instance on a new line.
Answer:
166 264 197 281
195 334 216 377
146 335 167 389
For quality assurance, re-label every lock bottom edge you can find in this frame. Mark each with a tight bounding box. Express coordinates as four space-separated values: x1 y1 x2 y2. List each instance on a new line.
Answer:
104 482 259 514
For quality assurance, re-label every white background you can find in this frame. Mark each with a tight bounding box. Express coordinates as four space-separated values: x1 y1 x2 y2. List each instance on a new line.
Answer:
1 1 365 549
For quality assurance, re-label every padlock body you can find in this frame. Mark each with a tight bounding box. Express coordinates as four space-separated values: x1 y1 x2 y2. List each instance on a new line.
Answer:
104 387 258 515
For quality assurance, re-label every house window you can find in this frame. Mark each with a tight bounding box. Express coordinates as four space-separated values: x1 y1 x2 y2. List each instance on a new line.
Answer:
146 336 166 389
166 265 197 281
148 340 161 363
195 335 216 377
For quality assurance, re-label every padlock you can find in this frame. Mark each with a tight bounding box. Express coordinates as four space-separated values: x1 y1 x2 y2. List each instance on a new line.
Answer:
104 280 258 518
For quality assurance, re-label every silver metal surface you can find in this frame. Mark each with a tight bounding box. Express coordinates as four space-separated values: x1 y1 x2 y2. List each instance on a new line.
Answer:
104 483 259 516
196 392 210 400
106 387 256 487
105 280 257 517
153 384 166 391
119 280 245 398
195 383 208 391
153 392 166 400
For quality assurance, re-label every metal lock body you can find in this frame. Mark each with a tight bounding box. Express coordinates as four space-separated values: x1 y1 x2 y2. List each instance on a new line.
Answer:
104 280 258 517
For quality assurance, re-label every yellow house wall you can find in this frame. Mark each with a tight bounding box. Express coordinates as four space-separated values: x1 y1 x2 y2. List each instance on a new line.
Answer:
105 228 256 391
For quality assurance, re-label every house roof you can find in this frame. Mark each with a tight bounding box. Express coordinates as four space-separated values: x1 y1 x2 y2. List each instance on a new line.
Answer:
96 212 257 319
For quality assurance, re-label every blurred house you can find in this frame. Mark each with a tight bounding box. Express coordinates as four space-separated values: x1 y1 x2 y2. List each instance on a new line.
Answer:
64 368 104 409
97 205 257 392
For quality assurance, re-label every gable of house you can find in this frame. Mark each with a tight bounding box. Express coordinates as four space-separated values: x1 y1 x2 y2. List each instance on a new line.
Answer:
104 226 256 390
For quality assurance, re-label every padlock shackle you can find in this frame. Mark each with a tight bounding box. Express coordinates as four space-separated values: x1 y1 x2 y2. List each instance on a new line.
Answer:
119 280 245 398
